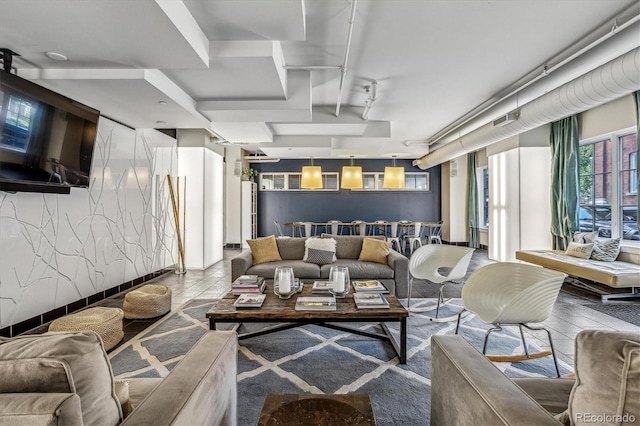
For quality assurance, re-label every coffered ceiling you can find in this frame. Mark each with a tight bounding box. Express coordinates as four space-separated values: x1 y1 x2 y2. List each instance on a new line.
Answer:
0 0 638 160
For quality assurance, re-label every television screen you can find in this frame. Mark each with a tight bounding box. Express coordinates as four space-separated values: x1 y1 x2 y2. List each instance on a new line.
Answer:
0 71 99 191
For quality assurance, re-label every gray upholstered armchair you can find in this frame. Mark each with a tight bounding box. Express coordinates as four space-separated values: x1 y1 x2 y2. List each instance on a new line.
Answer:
0 330 238 426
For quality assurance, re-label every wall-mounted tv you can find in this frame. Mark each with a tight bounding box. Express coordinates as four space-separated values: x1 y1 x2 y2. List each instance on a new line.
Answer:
0 71 100 194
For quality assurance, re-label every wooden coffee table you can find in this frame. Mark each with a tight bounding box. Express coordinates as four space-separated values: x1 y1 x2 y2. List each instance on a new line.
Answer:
207 284 409 363
258 393 376 425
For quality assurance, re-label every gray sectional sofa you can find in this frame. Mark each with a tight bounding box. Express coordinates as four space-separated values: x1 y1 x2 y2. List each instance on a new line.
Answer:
232 235 410 297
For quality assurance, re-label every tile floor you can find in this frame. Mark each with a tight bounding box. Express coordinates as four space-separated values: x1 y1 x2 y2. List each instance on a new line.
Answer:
41 248 639 365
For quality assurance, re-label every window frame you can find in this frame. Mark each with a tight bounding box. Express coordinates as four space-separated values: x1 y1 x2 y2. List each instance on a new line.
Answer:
476 166 489 229
579 126 638 244
259 172 340 191
353 171 431 191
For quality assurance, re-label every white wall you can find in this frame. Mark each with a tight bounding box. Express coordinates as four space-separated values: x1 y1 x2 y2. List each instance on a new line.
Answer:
0 118 178 328
441 155 468 243
487 126 552 262
224 146 243 246
177 145 224 270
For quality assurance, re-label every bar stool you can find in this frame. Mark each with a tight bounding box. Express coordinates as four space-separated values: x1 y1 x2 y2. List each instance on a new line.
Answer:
386 221 402 252
403 222 423 254
350 220 367 236
327 220 343 235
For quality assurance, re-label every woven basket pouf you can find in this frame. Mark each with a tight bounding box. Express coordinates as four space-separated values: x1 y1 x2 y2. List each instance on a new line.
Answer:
48 307 124 351
123 284 172 319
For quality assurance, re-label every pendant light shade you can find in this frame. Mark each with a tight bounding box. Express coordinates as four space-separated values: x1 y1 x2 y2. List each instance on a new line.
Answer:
341 156 363 189
383 156 405 189
301 158 323 189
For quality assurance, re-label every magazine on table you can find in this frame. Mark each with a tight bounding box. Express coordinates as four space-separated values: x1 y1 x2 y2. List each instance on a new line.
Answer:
295 296 337 311
311 281 333 293
352 280 389 293
232 276 265 287
231 280 266 295
353 293 390 309
234 294 266 308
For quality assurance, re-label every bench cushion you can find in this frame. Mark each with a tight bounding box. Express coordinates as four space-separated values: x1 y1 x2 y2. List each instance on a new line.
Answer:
515 250 640 288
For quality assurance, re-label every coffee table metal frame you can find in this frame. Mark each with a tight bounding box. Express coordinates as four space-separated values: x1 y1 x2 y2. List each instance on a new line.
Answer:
207 284 408 364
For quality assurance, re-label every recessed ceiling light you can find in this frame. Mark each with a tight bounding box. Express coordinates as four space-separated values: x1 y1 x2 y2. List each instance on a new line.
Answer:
158 101 167 105
45 52 68 61
156 120 167 124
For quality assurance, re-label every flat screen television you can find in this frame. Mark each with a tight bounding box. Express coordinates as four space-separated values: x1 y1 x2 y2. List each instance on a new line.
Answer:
0 71 100 194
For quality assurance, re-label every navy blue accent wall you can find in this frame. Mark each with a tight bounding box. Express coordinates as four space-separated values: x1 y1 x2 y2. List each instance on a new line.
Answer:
251 159 441 236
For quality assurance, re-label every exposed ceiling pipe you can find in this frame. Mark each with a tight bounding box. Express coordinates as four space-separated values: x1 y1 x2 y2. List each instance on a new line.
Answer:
413 47 640 169
425 3 640 149
335 0 358 117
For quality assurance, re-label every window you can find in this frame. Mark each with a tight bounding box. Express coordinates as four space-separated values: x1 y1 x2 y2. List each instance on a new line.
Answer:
259 172 339 191
477 166 489 228
0 94 34 152
358 172 430 191
579 129 638 242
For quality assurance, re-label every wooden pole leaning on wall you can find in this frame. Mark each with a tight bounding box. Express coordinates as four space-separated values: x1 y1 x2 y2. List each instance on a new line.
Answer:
167 174 186 274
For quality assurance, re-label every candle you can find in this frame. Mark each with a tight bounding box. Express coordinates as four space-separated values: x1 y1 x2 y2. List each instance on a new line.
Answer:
333 270 345 293
279 270 291 293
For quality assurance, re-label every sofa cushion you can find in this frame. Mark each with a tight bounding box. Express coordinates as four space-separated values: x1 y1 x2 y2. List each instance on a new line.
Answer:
590 237 621 262
572 231 598 243
276 237 306 260
303 237 337 264
359 237 391 264
513 378 574 415
0 331 122 426
247 259 321 279
321 234 384 259
564 242 594 259
565 330 640 426
0 358 74 394
320 259 394 280
247 235 282 264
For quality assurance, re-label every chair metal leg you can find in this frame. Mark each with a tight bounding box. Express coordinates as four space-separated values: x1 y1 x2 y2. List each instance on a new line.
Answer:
522 323 560 378
518 324 530 357
407 277 414 309
434 284 445 318
482 325 503 355
455 309 466 334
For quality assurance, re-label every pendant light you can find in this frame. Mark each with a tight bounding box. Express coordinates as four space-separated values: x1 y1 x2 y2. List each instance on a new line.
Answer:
301 157 323 189
383 155 405 189
341 156 363 189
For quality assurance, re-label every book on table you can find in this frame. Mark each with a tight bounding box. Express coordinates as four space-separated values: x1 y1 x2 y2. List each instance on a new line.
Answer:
311 281 333 293
231 279 266 295
234 294 266 308
232 276 264 287
352 280 389 293
353 293 390 309
295 296 337 311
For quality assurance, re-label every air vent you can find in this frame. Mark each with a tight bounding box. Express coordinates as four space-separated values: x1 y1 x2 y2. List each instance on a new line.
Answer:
492 111 519 127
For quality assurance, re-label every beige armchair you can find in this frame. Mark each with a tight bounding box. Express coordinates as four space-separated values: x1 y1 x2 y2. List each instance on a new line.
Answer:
0 330 238 426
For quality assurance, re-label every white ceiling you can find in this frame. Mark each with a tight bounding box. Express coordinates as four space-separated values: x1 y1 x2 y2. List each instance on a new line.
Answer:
0 0 637 160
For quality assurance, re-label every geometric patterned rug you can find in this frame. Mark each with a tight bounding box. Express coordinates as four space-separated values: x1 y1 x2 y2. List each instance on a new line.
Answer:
109 298 573 425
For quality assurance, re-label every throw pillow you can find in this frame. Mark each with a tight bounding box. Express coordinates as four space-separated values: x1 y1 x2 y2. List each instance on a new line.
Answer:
590 237 621 262
572 230 598 243
305 248 335 265
303 237 337 264
564 242 594 259
358 237 391 264
247 235 282 264
564 330 640 426
0 331 123 426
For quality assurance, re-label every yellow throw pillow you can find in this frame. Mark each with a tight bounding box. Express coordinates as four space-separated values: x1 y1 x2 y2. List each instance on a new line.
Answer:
247 235 282 264
358 237 391 264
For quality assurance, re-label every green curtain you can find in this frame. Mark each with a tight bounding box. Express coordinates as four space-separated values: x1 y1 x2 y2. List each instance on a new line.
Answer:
467 151 479 248
634 91 640 232
550 116 579 250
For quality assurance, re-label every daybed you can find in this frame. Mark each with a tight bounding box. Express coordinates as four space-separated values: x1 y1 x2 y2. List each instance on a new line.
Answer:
0 330 238 426
232 234 410 297
516 249 640 299
431 330 640 426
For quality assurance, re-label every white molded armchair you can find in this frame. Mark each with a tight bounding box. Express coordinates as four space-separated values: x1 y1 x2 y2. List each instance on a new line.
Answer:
408 245 475 320
455 262 567 377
